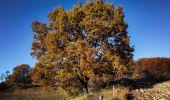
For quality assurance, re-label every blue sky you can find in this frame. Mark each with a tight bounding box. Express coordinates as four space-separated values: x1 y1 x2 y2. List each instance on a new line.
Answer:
0 0 170 74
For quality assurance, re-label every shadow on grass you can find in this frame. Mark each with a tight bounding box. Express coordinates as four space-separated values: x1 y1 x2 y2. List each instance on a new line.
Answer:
105 77 170 90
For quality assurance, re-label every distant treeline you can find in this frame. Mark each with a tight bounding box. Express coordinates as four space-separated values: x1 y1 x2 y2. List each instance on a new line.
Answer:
134 57 170 79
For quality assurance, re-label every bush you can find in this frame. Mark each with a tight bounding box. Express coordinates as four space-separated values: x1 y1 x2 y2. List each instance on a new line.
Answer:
0 82 9 91
134 58 170 79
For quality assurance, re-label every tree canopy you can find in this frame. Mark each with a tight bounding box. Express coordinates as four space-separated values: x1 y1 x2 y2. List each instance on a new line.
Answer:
31 0 134 94
13 64 32 86
134 58 170 79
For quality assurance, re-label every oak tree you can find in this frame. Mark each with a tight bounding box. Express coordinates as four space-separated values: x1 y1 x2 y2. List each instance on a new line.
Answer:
31 0 134 94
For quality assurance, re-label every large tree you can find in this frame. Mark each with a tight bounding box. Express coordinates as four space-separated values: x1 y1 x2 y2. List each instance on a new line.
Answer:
31 0 134 94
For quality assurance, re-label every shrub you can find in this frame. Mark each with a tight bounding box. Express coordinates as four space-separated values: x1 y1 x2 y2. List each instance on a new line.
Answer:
134 58 170 79
0 82 9 91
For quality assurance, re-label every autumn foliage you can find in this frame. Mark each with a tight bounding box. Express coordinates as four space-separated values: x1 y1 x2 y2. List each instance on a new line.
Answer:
31 0 134 94
0 64 32 90
12 64 32 86
134 58 170 79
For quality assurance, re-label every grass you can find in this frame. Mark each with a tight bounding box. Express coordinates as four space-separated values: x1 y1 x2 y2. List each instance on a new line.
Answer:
70 86 130 100
0 93 68 100
0 86 69 100
112 87 129 100
0 86 130 100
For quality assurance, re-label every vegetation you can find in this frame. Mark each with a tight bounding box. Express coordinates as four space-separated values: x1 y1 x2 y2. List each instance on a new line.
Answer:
12 64 32 86
31 0 134 95
0 82 8 90
1 0 170 100
0 64 32 91
70 86 130 100
134 58 170 79
0 94 67 100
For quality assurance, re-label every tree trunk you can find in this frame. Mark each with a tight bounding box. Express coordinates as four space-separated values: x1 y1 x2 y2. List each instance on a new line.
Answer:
77 76 89 94
84 82 89 93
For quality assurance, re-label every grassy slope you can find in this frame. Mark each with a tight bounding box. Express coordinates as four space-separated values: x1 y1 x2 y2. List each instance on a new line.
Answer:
0 80 170 100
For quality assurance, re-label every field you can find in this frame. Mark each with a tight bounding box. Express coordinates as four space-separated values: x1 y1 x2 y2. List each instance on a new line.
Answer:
1 79 170 100
0 94 67 100
0 86 68 100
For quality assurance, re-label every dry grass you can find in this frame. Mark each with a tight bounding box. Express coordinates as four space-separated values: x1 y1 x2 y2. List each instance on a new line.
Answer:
0 86 130 100
111 86 129 100
70 86 130 100
70 93 98 100
0 86 69 100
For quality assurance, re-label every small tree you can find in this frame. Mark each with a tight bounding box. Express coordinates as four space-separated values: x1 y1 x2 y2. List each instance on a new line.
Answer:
5 71 10 77
5 71 10 80
0 73 5 82
13 64 32 86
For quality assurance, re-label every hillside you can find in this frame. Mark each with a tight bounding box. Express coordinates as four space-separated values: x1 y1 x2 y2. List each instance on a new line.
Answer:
132 80 170 100
71 80 170 100
0 79 170 100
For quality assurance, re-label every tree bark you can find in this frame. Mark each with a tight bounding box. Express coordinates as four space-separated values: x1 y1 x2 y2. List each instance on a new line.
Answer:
77 76 89 94
84 82 89 93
